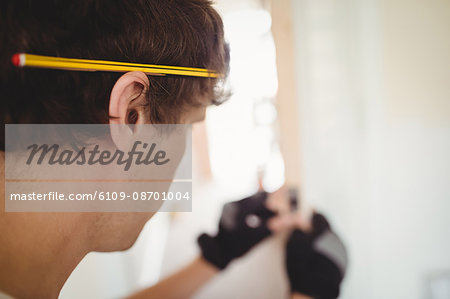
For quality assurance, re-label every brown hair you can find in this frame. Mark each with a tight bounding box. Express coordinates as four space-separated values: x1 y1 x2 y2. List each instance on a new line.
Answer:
0 0 229 130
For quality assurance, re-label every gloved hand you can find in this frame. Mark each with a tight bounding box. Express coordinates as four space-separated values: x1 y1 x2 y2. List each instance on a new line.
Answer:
198 191 276 269
286 212 348 299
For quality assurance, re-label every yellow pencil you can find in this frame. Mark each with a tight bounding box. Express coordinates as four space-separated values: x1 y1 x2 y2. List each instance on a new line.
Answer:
12 53 219 78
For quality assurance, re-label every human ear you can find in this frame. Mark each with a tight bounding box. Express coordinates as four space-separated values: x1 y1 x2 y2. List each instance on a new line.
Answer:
109 71 150 125
108 71 150 149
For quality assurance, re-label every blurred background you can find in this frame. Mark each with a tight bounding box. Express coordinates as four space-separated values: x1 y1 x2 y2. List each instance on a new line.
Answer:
60 0 450 298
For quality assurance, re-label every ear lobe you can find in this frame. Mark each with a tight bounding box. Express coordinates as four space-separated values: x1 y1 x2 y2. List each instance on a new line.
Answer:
109 71 150 125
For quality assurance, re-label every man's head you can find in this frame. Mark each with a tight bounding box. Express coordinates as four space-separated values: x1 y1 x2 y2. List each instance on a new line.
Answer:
0 0 229 251
1 0 229 126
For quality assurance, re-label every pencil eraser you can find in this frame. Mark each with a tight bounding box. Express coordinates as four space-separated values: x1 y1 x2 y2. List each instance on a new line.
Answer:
11 53 22 66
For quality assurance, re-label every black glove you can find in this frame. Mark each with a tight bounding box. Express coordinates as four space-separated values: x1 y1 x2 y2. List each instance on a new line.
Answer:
286 213 348 299
198 191 276 269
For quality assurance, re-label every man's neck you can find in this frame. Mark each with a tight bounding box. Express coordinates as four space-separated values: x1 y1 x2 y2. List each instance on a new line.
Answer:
0 153 88 299
0 228 87 298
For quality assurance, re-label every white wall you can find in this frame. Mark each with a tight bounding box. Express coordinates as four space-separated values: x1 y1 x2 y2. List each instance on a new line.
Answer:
292 0 450 298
